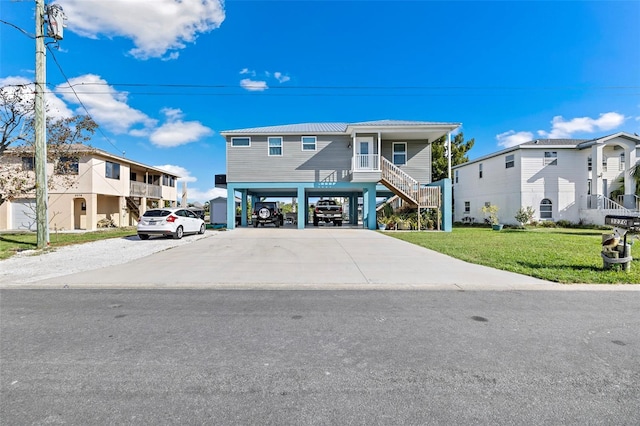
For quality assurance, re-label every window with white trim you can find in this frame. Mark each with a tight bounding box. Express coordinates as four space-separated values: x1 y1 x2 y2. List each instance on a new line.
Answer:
464 201 470 214
231 137 250 147
479 163 483 178
602 156 608 172
544 151 557 166
587 155 592 171
619 152 625 171
454 170 459 183
505 154 515 168
268 137 283 156
302 136 316 151
392 142 407 166
540 198 553 219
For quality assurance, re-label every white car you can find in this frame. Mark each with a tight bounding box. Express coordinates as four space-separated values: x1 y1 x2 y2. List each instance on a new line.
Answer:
137 208 206 240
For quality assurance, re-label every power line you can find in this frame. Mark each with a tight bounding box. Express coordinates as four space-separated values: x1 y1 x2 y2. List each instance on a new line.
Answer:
46 45 125 156
53 81 640 91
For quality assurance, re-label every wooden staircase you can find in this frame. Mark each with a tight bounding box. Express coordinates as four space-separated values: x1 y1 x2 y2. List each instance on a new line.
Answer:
380 157 440 209
126 196 141 222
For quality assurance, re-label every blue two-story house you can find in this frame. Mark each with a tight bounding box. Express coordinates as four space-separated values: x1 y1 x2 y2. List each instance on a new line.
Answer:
220 120 460 230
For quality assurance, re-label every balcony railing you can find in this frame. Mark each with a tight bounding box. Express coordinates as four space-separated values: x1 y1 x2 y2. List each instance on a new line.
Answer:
130 181 162 198
353 154 380 171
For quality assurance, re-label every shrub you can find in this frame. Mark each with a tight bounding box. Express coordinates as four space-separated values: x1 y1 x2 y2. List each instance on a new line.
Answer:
555 220 573 228
514 206 535 225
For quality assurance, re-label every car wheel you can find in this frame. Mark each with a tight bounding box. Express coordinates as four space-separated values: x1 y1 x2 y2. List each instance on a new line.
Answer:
174 226 184 239
199 223 205 234
138 234 149 240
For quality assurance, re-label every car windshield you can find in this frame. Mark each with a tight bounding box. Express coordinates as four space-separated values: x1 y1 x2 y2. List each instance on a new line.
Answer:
143 210 171 218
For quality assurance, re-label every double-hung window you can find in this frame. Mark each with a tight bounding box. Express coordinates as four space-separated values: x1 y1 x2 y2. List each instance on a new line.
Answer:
268 137 283 156
479 163 483 179
454 170 459 184
544 151 557 166
392 142 407 166
505 154 515 169
464 201 470 214
302 136 316 151
587 156 592 171
106 161 120 180
540 199 553 219
619 152 625 171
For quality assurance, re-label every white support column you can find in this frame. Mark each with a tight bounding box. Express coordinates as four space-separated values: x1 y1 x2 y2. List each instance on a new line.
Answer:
377 131 382 171
447 132 452 180
624 145 637 196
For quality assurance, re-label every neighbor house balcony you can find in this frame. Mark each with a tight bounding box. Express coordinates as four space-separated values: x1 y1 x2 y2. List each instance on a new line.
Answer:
130 181 162 199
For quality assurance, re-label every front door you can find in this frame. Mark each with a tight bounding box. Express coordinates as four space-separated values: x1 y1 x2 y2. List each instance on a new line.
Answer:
356 137 374 170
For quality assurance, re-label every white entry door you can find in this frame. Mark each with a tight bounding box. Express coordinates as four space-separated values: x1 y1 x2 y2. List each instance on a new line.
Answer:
356 137 374 170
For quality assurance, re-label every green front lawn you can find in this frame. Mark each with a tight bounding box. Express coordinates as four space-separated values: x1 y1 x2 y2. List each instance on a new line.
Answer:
385 227 640 284
0 228 138 260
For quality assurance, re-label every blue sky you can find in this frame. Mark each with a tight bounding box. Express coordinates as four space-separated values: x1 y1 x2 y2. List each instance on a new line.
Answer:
2 0 639 203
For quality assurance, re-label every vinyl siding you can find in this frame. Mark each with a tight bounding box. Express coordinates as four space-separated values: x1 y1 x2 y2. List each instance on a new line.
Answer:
227 135 353 182
453 151 521 224
228 135 433 184
381 140 432 183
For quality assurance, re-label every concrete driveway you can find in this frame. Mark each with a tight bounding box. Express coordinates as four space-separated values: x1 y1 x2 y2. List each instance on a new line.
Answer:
34 228 568 290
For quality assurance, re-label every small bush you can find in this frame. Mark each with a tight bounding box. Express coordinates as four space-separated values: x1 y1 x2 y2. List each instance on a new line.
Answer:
540 221 557 228
555 220 573 228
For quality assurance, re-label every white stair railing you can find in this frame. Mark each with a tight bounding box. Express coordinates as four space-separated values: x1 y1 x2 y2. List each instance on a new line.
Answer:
380 157 440 208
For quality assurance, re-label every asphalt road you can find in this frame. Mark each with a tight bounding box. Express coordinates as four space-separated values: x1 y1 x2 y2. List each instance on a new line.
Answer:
1 289 638 425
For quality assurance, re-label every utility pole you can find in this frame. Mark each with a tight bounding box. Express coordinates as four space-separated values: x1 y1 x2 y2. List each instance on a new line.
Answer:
34 0 49 249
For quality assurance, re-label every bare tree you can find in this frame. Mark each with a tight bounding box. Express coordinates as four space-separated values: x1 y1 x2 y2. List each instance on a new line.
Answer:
0 84 98 206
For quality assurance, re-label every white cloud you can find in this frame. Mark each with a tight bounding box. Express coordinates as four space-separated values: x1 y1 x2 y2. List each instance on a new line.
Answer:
187 186 227 204
149 108 213 147
274 72 290 83
1 76 73 120
153 164 196 183
59 0 226 60
239 68 255 76
496 130 534 148
240 78 268 92
537 112 626 138
55 74 156 134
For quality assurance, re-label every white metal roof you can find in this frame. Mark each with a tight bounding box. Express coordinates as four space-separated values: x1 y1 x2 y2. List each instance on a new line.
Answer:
220 120 460 136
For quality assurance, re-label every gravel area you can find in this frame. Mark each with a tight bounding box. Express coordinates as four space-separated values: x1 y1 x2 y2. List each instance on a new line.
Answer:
0 233 213 285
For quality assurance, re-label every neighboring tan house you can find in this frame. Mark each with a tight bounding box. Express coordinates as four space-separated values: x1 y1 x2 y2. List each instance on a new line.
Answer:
220 120 460 230
0 145 179 231
452 132 640 226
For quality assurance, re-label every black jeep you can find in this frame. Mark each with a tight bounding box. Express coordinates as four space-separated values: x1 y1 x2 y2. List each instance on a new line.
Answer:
252 202 284 227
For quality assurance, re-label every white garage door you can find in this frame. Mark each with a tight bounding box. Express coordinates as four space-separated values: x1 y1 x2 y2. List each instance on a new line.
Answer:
11 198 37 231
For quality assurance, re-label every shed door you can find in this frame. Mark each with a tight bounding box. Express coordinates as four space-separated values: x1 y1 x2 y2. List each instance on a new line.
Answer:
11 198 37 230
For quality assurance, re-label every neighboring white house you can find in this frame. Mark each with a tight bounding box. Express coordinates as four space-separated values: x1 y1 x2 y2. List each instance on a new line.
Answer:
452 132 640 226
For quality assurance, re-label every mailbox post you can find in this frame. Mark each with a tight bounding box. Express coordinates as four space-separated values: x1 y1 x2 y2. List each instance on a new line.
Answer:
603 215 639 272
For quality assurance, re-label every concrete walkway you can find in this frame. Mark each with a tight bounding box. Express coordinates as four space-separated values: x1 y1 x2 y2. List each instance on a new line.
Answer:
24 228 592 290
